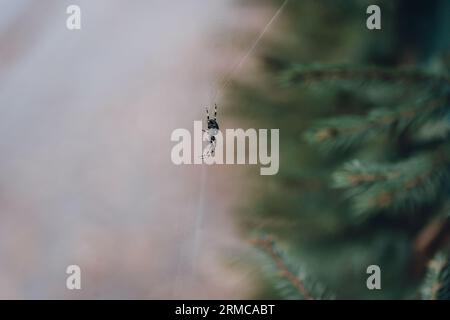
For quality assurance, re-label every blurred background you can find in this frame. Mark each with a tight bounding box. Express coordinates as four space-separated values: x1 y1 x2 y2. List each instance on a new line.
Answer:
0 0 270 299
1 0 450 300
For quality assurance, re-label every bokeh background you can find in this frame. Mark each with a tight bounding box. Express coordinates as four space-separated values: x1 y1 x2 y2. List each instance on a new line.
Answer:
0 0 272 299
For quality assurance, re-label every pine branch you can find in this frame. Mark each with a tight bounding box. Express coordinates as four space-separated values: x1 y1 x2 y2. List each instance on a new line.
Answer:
414 118 450 142
304 96 449 151
281 64 450 88
333 146 450 216
413 214 450 276
421 253 450 300
252 236 315 300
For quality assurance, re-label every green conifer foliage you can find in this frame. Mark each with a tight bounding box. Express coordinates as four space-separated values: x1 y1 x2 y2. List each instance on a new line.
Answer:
421 253 450 300
228 0 450 299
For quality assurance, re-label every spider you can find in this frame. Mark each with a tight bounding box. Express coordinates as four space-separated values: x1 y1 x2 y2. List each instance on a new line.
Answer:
202 104 219 159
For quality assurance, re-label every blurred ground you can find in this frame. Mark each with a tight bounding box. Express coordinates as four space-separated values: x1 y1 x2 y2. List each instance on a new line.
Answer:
0 0 270 299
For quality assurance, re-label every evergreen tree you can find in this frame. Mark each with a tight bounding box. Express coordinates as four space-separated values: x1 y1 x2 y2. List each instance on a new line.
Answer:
228 0 450 299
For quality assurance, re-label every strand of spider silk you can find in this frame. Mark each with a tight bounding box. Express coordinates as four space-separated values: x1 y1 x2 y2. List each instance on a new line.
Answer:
190 162 208 281
212 0 289 101
171 153 208 297
187 0 290 291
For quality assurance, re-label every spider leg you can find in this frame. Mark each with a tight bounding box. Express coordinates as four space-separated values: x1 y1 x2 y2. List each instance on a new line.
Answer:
211 140 216 156
201 142 210 159
214 103 217 119
206 107 210 121
201 140 215 159
201 146 211 159
200 131 211 159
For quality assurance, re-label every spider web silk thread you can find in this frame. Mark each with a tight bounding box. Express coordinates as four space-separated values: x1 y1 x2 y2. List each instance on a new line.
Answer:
212 0 290 101
191 0 289 278
191 163 207 277
187 0 290 291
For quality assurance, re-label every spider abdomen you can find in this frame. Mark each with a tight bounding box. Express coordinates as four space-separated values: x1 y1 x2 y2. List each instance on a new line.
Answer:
208 128 219 136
